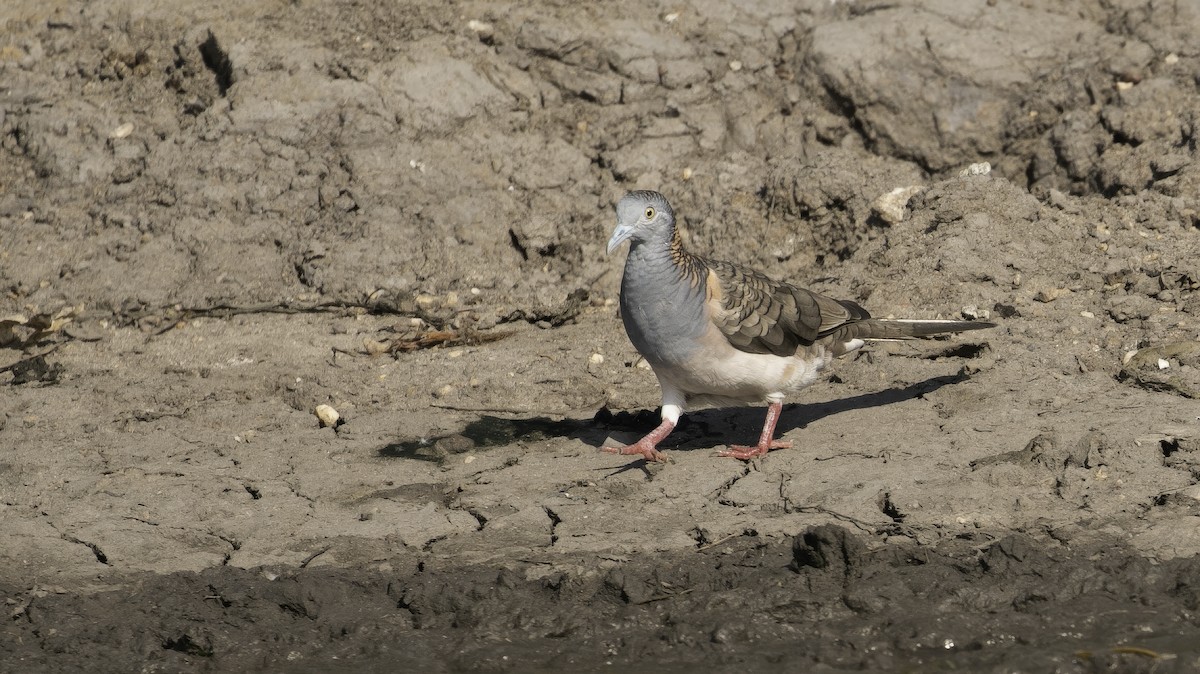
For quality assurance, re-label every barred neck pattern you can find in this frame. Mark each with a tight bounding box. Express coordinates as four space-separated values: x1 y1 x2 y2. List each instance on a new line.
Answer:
668 226 708 289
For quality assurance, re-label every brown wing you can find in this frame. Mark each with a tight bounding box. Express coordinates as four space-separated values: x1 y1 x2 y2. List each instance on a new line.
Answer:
704 258 870 357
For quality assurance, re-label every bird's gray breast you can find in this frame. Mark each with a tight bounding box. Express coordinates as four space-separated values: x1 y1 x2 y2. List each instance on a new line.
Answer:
619 249 709 368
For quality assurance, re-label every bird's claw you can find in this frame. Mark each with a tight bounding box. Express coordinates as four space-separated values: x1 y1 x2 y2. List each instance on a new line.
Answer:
601 444 671 463
717 439 792 461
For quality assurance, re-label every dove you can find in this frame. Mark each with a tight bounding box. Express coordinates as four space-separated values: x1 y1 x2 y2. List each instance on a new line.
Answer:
603 190 994 463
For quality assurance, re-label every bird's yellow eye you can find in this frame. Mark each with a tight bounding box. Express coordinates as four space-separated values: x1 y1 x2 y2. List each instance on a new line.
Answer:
644 207 656 220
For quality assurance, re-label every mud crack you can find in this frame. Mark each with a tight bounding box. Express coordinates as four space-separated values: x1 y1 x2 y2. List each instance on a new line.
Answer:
61 534 109 565
212 533 242 566
543 506 562 545
711 465 752 506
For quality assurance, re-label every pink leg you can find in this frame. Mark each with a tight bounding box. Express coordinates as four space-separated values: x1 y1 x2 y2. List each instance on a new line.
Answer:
602 419 675 463
718 402 793 460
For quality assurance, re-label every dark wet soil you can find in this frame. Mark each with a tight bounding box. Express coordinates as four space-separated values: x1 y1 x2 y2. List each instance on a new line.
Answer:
7 526 1200 673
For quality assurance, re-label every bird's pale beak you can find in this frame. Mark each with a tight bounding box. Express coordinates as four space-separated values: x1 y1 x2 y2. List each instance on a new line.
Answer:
606 224 634 255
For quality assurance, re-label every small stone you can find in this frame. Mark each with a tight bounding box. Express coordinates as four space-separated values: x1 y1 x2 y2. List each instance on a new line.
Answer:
448 349 464 358
871 186 926 224
1079 311 1095 319
1164 53 1179 65
109 122 134 139
434 384 454 398
958 162 991 177
681 167 693 180
961 305 990 321
589 353 604 366
315 404 341 428
663 12 679 23
1034 288 1066 303
728 60 742 72
434 434 474 454
1157 358 1170 370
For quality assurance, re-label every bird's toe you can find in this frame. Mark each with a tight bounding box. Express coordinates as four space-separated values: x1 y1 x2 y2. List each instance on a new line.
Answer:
601 443 670 463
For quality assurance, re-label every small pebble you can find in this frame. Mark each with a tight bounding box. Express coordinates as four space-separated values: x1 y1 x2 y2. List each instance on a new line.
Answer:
957 162 991 177
1079 311 1095 319
589 353 604 366
109 122 134 139
961 305 990 321
871 186 925 224
315 404 341 428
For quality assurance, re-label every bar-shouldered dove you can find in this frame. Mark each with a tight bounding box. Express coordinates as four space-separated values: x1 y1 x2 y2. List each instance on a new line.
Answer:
604 190 994 463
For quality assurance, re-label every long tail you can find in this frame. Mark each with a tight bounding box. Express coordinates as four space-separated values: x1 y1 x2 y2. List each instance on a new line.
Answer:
827 319 995 356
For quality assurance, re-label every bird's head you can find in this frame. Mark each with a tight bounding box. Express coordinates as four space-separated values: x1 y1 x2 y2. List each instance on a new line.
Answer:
607 190 675 254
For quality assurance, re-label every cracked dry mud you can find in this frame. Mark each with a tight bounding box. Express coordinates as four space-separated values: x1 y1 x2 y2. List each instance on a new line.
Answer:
3 1 1200 672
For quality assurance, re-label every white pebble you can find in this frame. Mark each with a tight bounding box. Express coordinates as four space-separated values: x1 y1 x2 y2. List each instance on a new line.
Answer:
109 122 134 139
315 404 341 428
958 162 991 177
589 353 604 365
871 186 925 224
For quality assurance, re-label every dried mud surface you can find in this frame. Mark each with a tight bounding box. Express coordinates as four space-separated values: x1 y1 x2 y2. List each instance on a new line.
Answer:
3 0 1200 671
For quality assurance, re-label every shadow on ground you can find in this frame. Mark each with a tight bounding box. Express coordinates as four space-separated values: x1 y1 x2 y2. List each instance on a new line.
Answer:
378 373 969 463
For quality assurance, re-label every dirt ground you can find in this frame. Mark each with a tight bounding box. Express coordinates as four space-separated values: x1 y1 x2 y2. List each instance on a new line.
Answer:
3 0 1200 671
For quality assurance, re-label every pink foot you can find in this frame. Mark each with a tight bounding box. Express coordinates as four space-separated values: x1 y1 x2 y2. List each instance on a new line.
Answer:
600 418 676 463
717 439 792 461
602 442 671 463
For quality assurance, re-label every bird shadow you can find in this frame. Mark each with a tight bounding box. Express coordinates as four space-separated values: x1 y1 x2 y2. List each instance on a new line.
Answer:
377 372 969 466
644 372 970 454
